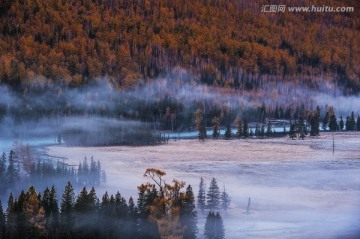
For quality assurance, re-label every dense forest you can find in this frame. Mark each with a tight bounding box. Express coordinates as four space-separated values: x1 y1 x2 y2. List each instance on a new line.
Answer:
0 143 106 202
0 0 359 92
0 168 229 239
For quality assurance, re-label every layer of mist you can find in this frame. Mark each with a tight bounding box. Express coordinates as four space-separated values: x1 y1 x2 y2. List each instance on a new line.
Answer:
0 69 359 147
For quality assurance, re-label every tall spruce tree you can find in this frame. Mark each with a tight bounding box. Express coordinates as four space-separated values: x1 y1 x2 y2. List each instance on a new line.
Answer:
266 121 272 137
42 186 59 237
214 212 225 239
260 124 265 138
60 182 75 233
309 110 320 136
180 185 198 239
242 119 249 138
126 197 138 239
206 178 220 211
345 116 350 130
204 212 225 239
235 116 242 138
349 112 356 130
339 116 344 130
289 123 296 139
329 113 339 131
137 184 159 239
211 116 220 139
5 193 15 238
6 150 19 188
197 177 206 214
220 186 231 213
195 109 207 141
224 124 232 139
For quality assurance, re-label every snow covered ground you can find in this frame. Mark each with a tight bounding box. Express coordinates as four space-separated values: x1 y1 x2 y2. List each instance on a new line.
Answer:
46 132 360 239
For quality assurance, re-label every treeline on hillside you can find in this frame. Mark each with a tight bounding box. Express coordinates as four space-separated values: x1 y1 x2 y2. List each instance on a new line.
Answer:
0 144 106 200
0 169 229 239
0 0 358 92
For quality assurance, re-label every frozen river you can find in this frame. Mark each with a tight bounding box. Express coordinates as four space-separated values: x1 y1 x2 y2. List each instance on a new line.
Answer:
46 132 360 239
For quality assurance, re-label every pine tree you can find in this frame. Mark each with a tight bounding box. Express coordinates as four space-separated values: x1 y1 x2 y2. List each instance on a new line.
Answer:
299 126 306 140
195 109 207 141
137 184 159 239
357 116 360 131
180 185 198 239
88 187 98 211
15 190 27 238
96 160 101 186
0 153 5 176
339 116 344 130
0 153 6 194
235 116 242 138
329 113 339 131
349 112 356 130
206 178 220 211
260 124 265 138
49 186 59 217
309 110 320 136
90 156 97 186
5 193 16 238
75 187 89 212
43 186 59 237
242 119 249 138
211 116 220 139
115 191 128 219
289 123 296 139
127 197 138 239
322 111 329 130
298 116 307 135
60 182 75 232
204 212 215 239
6 150 19 188
197 177 206 214
99 191 112 238
214 212 225 239
266 121 272 137
224 124 232 139
220 186 231 213
204 212 225 239
0 201 5 239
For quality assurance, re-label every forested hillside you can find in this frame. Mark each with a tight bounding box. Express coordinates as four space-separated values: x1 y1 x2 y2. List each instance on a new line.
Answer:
0 0 359 92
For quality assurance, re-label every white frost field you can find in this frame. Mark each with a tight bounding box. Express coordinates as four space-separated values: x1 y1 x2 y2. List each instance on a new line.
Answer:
47 132 360 239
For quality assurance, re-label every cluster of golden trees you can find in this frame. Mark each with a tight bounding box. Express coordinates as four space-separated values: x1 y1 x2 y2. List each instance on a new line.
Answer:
0 0 358 91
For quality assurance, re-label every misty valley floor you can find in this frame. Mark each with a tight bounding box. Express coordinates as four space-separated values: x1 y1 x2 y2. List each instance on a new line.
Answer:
47 132 360 239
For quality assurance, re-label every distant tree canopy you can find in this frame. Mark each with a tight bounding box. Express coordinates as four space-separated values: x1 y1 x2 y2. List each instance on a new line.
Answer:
0 0 358 92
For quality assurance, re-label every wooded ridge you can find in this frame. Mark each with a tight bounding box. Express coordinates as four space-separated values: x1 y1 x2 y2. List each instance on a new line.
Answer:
0 0 358 92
